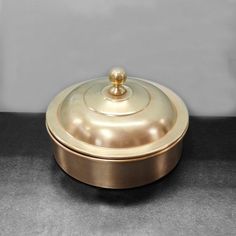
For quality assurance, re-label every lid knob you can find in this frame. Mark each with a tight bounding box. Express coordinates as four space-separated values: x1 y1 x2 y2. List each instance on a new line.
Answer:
109 67 127 96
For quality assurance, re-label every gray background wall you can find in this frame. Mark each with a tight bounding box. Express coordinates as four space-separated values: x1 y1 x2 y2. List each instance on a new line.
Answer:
1 0 236 115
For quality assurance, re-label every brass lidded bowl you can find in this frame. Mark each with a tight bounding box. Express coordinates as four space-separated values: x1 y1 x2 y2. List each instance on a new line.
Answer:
46 68 189 189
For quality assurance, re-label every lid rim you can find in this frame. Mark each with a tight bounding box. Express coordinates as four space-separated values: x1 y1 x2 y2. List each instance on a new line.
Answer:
46 122 188 161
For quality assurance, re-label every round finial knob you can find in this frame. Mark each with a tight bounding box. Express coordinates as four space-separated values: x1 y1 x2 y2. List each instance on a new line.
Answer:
108 67 127 96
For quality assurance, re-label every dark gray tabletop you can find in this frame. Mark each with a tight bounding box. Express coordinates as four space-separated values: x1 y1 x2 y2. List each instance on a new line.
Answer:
0 113 235 236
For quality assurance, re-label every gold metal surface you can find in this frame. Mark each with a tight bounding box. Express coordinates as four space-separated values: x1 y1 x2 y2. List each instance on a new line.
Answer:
46 68 189 188
47 124 183 189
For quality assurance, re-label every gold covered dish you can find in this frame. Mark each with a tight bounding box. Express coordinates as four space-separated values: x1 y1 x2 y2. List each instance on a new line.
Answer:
46 68 189 189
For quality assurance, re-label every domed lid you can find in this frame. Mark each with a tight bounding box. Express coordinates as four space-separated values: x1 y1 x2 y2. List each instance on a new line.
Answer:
46 68 188 159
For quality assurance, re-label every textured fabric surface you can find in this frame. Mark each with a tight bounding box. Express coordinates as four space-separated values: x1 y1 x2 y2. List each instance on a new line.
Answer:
0 113 235 235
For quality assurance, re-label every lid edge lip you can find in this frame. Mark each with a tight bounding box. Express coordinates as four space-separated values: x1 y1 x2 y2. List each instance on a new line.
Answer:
46 119 188 161
46 124 184 163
